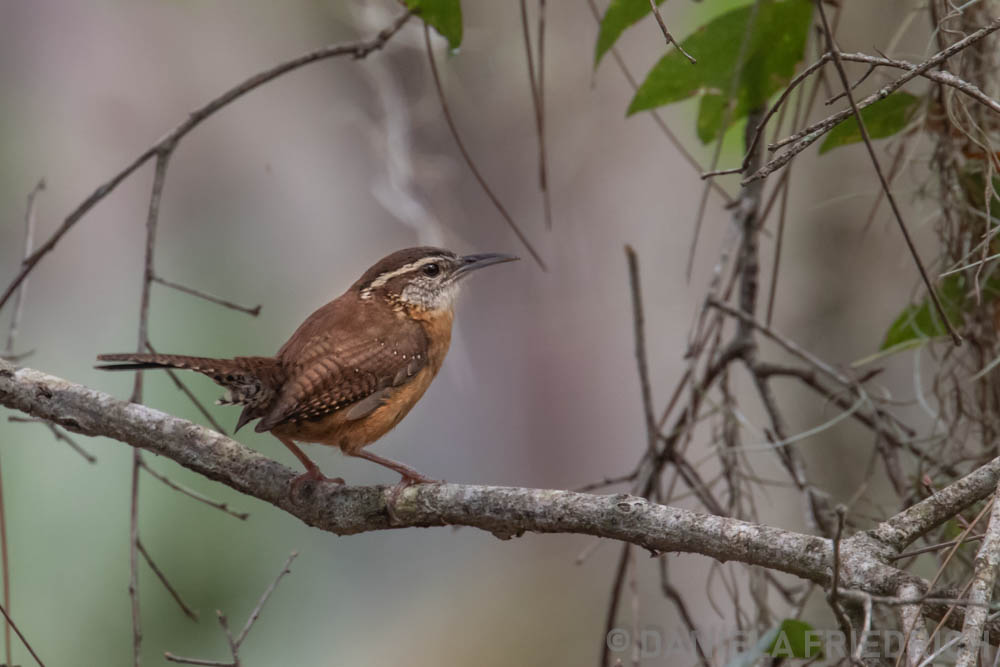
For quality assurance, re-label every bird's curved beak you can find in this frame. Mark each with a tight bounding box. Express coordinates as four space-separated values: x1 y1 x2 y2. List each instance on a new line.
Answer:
453 253 519 279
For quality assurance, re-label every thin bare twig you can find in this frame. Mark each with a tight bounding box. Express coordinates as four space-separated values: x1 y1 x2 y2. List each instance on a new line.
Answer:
537 0 549 226
574 471 640 493
6 417 97 462
838 50 1000 114
600 543 631 667
853 592 874 664
625 246 658 458
163 552 297 667
129 449 142 667
0 602 45 667
707 298 852 386
765 169 791 326
160 367 230 436
657 559 711 667
3 179 45 358
423 25 547 270
140 460 248 520
766 33 821 326
152 276 260 316
815 0 962 346
164 654 232 666
825 61 877 106
0 452 8 667
627 546 640 667
860 141 907 238
217 613 239 667
656 367 692 430
519 0 553 229
236 552 298 645
47 422 98 462
132 151 170 402
647 0 696 64
137 540 199 621
891 532 987 561
827 506 855 645
144 342 230 436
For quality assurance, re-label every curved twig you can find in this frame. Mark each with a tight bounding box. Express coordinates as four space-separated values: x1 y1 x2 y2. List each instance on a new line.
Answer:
0 11 414 313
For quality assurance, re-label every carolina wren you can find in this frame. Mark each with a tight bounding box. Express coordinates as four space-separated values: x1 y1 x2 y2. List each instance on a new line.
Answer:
97 246 517 494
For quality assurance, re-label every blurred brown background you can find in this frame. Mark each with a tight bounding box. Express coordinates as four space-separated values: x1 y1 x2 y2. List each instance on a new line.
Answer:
0 1 933 664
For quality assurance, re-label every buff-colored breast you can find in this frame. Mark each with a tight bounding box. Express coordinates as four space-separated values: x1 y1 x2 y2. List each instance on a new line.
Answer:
271 308 453 453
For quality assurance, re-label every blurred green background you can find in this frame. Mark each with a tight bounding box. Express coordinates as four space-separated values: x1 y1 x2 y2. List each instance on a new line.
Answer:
0 1 932 665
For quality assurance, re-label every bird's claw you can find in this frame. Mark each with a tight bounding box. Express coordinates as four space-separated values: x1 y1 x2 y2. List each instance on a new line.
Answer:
386 474 439 524
289 467 345 500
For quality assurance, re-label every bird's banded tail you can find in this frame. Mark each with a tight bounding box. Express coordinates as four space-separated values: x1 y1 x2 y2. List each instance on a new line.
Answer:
96 353 281 432
96 353 247 375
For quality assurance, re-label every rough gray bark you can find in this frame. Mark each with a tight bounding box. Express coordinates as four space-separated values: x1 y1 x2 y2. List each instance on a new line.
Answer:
1 358 998 635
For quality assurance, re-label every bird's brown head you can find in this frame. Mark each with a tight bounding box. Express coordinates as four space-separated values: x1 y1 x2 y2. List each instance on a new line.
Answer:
354 246 518 313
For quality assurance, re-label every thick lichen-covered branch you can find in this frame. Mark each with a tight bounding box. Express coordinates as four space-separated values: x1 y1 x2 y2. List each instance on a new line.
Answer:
1 359 997 635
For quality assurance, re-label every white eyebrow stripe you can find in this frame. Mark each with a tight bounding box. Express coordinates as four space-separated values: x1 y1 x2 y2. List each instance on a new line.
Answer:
368 256 447 289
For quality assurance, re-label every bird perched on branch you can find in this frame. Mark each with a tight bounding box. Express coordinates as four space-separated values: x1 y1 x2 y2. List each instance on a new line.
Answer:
97 246 517 499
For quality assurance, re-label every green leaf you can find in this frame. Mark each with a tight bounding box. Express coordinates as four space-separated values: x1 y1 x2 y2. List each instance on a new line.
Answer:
594 0 666 66
881 275 966 350
724 619 821 667
697 94 727 145
628 0 813 144
766 619 822 659
819 93 921 154
405 0 462 49
943 518 964 540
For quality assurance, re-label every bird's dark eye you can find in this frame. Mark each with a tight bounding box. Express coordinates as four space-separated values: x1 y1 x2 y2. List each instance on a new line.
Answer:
422 263 440 277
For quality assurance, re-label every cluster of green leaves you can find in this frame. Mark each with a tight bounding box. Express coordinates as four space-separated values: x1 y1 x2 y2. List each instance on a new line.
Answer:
411 0 924 154
411 0 950 357
596 0 926 150
599 0 814 142
595 1 939 351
